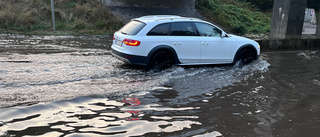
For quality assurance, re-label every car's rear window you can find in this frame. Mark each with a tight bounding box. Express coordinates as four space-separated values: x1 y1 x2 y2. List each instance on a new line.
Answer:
119 20 146 35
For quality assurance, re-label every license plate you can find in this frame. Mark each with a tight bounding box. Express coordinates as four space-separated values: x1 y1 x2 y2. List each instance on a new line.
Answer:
115 39 123 47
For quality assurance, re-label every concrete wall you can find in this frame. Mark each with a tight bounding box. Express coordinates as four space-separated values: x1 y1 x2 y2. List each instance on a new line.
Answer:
99 0 195 9
98 0 201 23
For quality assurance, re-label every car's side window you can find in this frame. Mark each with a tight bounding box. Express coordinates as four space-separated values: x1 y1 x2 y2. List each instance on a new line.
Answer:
169 22 197 36
147 23 171 36
195 23 222 37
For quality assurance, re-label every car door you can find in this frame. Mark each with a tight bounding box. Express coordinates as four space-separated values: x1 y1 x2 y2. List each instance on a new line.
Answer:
167 22 201 64
195 22 234 64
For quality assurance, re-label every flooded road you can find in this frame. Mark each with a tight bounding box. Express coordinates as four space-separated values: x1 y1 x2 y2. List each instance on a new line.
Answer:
0 34 320 137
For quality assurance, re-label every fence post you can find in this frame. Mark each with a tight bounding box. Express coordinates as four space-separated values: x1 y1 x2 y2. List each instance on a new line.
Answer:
51 0 56 32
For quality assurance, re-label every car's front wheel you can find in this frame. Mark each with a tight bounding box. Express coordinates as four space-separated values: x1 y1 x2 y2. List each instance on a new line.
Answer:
236 48 257 66
150 51 174 72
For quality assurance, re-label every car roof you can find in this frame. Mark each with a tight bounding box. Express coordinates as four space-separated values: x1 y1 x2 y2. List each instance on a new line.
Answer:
133 15 204 23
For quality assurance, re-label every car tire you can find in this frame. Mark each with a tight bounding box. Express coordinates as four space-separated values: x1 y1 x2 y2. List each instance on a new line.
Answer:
150 51 174 72
236 48 257 66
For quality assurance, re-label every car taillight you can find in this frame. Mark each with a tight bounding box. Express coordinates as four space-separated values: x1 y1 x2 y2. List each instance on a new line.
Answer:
123 39 141 46
113 35 115 40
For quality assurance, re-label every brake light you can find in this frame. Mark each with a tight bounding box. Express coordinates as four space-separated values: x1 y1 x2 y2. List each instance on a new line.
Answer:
113 35 115 40
123 39 141 46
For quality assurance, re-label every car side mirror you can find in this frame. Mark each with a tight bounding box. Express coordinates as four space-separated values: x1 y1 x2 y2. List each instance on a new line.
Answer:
221 32 226 38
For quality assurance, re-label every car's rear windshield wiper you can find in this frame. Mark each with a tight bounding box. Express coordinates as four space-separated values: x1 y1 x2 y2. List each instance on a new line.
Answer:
121 31 128 35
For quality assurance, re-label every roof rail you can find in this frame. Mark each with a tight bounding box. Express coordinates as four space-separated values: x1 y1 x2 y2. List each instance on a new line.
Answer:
140 15 181 19
156 17 202 21
134 15 182 21
132 15 203 22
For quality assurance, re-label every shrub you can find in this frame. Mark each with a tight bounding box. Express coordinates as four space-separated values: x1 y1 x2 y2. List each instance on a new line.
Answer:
196 0 271 35
0 0 122 34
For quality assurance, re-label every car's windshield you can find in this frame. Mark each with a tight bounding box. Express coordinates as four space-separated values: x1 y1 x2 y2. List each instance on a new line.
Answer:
119 20 146 36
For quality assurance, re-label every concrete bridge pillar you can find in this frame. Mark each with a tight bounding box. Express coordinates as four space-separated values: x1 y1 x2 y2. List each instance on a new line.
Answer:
317 9 320 36
270 0 307 39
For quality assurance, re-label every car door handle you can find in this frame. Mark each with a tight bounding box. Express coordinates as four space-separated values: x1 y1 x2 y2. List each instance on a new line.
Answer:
202 42 209 46
174 42 181 46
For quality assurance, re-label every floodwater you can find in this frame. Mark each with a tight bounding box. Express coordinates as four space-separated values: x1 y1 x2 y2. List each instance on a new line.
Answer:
0 34 320 137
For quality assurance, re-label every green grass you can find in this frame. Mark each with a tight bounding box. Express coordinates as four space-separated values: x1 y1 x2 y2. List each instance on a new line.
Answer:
196 0 271 35
0 0 123 35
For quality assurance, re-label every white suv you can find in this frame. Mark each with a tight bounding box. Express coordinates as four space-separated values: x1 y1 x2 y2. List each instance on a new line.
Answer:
111 15 260 71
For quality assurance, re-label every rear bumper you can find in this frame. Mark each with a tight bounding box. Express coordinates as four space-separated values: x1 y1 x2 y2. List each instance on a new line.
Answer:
111 49 148 66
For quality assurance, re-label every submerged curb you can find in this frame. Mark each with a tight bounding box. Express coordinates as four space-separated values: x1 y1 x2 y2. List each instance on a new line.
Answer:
257 39 320 52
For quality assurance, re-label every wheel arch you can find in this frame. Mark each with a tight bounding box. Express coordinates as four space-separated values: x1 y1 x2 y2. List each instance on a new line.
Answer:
233 44 258 63
147 45 180 66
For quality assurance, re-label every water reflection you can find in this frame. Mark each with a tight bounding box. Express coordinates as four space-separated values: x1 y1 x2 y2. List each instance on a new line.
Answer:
0 96 202 137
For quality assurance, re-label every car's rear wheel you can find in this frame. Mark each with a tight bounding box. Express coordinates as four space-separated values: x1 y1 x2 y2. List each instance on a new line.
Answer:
236 48 257 66
150 51 174 72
